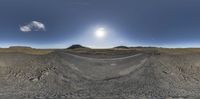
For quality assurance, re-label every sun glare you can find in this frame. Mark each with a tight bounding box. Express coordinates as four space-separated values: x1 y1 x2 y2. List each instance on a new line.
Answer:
95 28 106 38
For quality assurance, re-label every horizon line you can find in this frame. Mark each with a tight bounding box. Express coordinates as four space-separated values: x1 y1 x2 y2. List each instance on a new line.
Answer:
1 44 200 49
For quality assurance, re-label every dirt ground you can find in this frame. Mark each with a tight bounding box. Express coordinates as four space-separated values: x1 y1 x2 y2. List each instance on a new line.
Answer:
0 48 200 99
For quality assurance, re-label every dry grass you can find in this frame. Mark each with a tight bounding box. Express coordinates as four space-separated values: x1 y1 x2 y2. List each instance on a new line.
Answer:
156 48 200 55
2 47 200 55
0 48 54 55
65 48 143 58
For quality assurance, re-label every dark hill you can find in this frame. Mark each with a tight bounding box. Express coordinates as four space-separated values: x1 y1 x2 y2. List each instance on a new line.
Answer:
67 44 89 49
114 46 129 49
9 46 32 49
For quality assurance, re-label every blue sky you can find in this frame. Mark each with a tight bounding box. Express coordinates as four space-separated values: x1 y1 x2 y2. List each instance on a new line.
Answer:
1 0 200 48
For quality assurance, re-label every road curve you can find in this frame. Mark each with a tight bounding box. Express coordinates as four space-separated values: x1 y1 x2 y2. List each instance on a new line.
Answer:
61 52 143 61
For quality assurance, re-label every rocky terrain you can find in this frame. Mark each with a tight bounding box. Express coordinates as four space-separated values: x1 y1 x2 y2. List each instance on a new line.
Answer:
0 47 200 99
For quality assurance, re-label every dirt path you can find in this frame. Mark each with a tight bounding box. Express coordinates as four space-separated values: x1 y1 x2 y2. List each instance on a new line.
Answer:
60 52 148 80
1 50 200 98
119 58 148 75
61 52 143 61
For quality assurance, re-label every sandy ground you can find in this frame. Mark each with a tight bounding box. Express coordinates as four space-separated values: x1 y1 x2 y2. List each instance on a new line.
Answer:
0 48 200 98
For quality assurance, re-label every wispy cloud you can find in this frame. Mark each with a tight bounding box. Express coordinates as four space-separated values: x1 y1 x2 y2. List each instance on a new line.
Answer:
20 21 46 32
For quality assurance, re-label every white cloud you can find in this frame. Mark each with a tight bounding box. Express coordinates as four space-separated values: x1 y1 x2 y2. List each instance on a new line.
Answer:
20 21 46 32
20 26 31 32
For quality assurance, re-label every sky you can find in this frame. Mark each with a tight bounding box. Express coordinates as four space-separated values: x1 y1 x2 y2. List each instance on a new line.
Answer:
1 0 200 48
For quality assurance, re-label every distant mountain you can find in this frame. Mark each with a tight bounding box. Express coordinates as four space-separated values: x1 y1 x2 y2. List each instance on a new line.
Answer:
131 46 159 48
67 44 89 49
9 46 32 49
114 46 129 49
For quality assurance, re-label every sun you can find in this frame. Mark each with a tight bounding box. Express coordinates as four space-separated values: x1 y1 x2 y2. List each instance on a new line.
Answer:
95 28 106 38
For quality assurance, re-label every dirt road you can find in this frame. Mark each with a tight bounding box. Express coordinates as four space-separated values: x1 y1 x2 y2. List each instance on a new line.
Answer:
0 49 200 98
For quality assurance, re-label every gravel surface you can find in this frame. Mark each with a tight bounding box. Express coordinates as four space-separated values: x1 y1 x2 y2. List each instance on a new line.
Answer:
0 49 200 99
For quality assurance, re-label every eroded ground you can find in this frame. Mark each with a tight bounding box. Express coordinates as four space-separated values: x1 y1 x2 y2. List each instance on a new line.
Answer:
0 48 200 99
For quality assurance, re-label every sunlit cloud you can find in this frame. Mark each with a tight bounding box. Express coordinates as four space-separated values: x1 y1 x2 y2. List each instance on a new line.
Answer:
20 21 46 32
